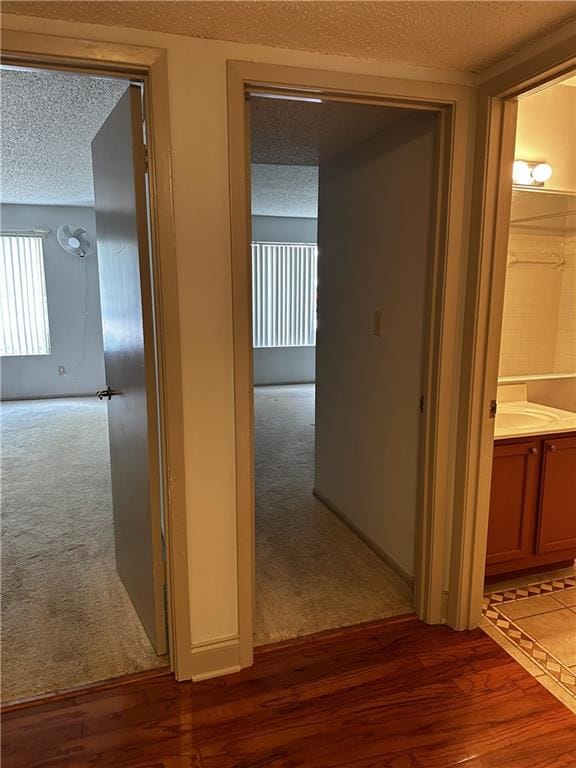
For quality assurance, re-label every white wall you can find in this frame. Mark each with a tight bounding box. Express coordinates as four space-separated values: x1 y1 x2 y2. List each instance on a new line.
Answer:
252 215 317 243
1 204 106 399
3 11 473 666
516 82 576 192
315 113 437 578
252 215 317 385
253 347 316 386
528 375 576 413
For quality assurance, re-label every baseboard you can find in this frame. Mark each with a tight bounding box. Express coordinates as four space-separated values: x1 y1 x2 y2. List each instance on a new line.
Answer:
1 666 172 713
1 393 99 402
441 590 450 625
313 488 414 589
256 614 418 655
253 381 315 387
189 635 242 681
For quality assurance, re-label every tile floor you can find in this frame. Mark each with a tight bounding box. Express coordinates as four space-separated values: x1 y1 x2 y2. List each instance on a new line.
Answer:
482 564 576 713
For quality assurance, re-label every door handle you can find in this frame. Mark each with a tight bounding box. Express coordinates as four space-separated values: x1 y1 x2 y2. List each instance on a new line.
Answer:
96 386 121 400
549 444 558 452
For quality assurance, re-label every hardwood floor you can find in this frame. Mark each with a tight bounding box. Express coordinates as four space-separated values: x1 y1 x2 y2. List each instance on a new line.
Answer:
3 615 576 768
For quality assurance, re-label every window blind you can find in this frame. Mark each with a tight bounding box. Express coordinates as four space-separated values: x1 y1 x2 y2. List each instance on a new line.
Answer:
252 242 318 348
0 235 51 356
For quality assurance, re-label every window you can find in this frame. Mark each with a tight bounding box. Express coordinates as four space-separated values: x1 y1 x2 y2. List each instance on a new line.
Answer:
252 241 318 348
0 235 51 356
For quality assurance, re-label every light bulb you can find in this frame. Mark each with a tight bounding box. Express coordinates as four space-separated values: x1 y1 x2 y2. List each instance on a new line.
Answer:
531 162 552 183
512 160 532 185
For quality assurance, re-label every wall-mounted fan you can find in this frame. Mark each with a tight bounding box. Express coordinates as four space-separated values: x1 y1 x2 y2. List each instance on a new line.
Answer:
57 225 96 258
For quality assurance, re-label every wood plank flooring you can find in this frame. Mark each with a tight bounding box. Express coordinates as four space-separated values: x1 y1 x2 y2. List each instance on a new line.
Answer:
3 615 576 768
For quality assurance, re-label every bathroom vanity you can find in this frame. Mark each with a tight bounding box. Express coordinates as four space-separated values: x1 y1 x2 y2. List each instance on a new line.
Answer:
486 395 576 579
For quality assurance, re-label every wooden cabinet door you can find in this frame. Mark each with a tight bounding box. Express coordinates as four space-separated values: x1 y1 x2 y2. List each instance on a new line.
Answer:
537 436 576 554
486 441 540 566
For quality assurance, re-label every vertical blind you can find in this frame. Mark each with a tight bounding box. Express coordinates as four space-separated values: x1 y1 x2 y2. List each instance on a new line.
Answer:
252 242 318 348
0 235 51 356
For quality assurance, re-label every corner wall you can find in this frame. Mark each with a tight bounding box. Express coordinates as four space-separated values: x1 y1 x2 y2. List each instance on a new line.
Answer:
314 113 437 578
1 204 106 400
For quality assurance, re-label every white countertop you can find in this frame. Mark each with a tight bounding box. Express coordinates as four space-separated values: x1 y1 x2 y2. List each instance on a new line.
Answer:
494 400 576 440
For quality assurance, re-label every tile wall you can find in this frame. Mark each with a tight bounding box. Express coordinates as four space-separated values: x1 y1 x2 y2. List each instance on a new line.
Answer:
499 232 576 377
557 235 576 373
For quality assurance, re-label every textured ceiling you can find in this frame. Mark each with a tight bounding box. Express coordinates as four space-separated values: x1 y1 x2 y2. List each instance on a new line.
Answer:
4 2 576 72
0 68 128 206
252 165 318 218
251 94 416 217
251 96 415 165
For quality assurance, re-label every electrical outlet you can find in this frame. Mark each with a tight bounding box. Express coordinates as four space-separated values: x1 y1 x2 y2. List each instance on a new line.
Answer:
372 310 383 337
58 366 66 376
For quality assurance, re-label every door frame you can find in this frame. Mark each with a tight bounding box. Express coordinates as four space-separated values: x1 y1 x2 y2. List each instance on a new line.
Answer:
0 30 193 680
227 60 473 666
448 32 576 630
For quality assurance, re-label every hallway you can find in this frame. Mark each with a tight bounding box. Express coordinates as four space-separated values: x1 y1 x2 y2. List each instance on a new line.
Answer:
254 384 413 644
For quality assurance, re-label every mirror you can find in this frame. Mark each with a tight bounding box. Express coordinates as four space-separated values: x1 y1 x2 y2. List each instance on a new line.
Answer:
510 188 576 236
498 187 576 383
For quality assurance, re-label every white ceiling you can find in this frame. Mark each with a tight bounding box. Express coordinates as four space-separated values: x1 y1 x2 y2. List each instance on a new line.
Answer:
0 68 128 206
250 95 418 219
251 96 415 165
252 165 318 219
4 1 576 73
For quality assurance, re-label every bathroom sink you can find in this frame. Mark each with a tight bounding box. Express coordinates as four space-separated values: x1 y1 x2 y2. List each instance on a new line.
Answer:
494 395 576 437
496 411 555 429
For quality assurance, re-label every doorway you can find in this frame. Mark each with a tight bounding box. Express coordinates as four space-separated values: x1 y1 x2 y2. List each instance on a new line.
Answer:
249 94 437 643
226 59 472 665
0 65 167 701
229 64 472 666
476 71 576 712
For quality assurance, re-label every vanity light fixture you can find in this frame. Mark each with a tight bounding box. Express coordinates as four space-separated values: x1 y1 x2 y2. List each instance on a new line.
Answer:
512 160 553 187
531 162 553 183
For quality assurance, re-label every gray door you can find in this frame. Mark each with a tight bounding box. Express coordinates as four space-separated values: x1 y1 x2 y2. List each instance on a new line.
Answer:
92 85 166 654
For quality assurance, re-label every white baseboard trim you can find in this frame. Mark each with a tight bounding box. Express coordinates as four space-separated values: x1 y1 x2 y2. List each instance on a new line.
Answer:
441 590 450 625
189 635 242 681
313 488 414 589
1 393 100 402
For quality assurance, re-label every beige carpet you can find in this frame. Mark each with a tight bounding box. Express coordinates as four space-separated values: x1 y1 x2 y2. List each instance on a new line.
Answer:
254 384 413 645
1 398 166 703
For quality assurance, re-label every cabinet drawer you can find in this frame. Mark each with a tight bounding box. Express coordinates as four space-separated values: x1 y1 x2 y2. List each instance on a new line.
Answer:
537 436 576 554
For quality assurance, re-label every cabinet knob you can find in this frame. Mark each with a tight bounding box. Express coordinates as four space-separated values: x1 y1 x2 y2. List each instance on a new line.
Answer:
530 447 538 455
549 444 558 452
